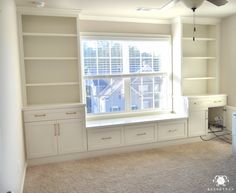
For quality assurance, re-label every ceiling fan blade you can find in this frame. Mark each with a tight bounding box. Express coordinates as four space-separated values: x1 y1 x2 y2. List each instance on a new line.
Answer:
137 0 180 12
206 0 228 6
160 0 180 10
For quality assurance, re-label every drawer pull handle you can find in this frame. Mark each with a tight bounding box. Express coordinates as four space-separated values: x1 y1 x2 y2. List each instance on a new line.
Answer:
214 100 222 103
34 114 46 117
101 137 112 140
66 112 77 115
54 124 57 136
57 123 60 136
168 129 177 133
136 132 146 136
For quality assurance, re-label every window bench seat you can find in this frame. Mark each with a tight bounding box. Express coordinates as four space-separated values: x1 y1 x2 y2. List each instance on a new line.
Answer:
86 113 188 129
86 113 188 151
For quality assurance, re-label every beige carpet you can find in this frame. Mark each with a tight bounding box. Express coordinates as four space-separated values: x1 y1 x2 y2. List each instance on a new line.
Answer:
23 140 236 193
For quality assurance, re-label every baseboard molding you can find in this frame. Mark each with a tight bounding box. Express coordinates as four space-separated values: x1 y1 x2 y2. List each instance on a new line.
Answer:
27 137 201 166
20 162 27 193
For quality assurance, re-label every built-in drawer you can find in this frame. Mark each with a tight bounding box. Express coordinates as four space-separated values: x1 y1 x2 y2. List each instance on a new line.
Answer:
124 123 156 145
189 95 227 109
189 99 208 109
157 121 187 141
208 96 227 107
87 127 123 150
24 108 84 122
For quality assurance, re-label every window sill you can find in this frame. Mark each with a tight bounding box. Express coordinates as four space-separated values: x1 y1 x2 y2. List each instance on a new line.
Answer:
86 113 188 128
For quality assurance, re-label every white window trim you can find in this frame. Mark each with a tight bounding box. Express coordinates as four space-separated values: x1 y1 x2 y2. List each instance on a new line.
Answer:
80 33 173 119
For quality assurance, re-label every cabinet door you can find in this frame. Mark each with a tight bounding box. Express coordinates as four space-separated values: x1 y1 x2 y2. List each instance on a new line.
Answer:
188 110 208 137
57 119 86 154
25 121 58 159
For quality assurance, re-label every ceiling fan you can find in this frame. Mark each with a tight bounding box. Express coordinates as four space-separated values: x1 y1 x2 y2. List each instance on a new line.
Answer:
145 0 228 41
137 0 228 12
155 0 229 10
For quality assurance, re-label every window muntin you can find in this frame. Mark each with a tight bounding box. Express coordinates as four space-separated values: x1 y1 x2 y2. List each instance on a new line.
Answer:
82 37 171 115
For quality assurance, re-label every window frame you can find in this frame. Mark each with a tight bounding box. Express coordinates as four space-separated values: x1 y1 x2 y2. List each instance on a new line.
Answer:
80 33 173 119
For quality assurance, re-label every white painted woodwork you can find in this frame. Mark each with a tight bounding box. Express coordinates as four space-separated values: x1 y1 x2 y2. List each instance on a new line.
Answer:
87 127 123 150
158 121 187 141
172 19 219 96
58 119 85 154
187 95 227 137
124 123 156 145
23 104 87 159
25 121 58 158
24 107 83 122
19 14 81 105
188 110 208 137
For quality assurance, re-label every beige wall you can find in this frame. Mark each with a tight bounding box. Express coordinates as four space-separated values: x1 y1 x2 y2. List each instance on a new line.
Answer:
0 0 26 192
220 14 236 106
80 20 171 34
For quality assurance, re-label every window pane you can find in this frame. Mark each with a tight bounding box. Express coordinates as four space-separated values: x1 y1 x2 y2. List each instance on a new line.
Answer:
98 40 109 57
128 41 169 73
111 58 122 74
129 45 140 57
83 41 97 57
141 58 152 72
85 78 125 114
84 58 97 75
82 38 171 115
98 58 110 74
130 58 140 73
153 57 160 72
111 42 122 57
130 76 167 111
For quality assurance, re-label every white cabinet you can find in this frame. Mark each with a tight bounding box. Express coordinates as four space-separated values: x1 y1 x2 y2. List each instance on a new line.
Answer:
87 119 188 151
23 104 87 159
19 14 81 106
57 119 85 154
172 18 220 96
157 120 187 141
88 127 122 150
25 121 58 158
124 123 156 145
87 126 123 151
187 95 227 137
188 110 208 137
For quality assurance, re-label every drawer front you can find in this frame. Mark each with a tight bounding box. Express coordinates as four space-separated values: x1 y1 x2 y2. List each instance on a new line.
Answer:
24 108 84 122
124 124 156 145
189 99 208 109
157 121 187 141
189 96 227 109
208 96 227 107
88 127 122 150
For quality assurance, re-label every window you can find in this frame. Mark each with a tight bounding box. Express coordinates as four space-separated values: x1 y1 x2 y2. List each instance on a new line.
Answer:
82 36 171 115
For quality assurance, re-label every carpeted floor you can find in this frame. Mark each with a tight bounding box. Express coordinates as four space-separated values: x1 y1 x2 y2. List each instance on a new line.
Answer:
23 140 236 193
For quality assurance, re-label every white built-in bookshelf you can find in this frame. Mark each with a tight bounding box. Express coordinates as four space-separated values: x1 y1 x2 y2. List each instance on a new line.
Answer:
173 19 219 96
19 15 81 105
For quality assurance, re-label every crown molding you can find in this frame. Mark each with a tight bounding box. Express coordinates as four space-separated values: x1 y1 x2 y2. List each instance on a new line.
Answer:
79 14 171 24
17 6 81 17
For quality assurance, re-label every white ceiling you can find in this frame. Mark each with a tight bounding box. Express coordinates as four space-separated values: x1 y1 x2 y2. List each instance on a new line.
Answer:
15 0 236 20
